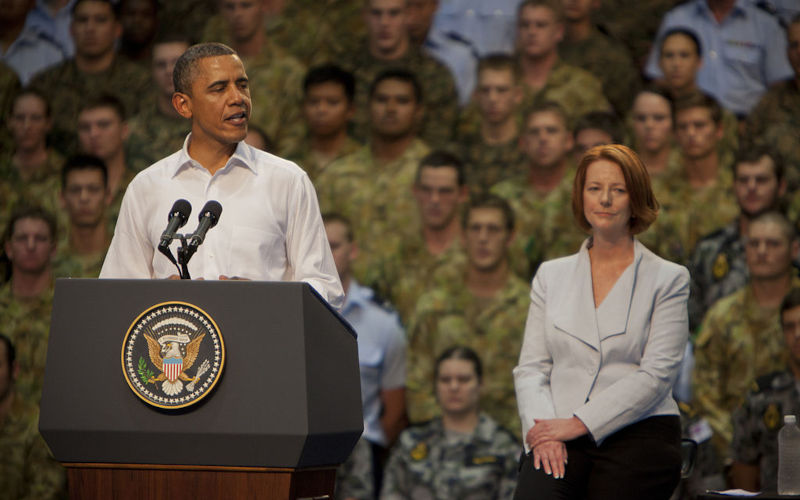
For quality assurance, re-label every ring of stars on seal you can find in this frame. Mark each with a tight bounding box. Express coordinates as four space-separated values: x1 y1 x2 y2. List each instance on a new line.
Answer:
121 301 225 410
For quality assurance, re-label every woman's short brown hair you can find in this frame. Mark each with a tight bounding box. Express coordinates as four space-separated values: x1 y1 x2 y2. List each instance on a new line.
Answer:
571 144 659 235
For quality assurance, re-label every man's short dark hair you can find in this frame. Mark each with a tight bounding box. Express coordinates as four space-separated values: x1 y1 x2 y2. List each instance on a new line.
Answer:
303 64 356 103
734 143 784 182
416 150 466 186
573 111 625 144
0 333 15 373
434 345 483 383
72 0 119 18
659 28 702 57
321 212 354 242
477 53 519 80
153 31 193 48
61 154 109 189
524 100 571 131
368 68 423 104
673 91 723 126
2 206 58 246
462 194 515 232
11 89 51 118
781 287 800 319
173 43 237 95
79 93 127 122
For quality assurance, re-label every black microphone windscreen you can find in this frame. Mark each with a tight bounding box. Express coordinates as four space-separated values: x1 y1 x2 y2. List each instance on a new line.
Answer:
199 200 222 227
170 199 192 224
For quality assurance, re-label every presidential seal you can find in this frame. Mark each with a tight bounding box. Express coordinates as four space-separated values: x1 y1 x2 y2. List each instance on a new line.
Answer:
121 301 225 409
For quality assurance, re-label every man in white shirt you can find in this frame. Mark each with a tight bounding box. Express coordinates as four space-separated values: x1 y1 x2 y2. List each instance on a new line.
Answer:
99 42 344 309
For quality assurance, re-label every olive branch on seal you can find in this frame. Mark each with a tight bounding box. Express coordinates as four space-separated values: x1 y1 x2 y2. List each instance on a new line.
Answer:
138 357 155 384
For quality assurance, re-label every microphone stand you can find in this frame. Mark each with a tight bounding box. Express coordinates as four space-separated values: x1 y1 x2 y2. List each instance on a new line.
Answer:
160 233 193 280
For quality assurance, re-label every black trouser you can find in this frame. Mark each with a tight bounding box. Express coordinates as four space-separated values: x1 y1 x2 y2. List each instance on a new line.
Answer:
514 416 682 500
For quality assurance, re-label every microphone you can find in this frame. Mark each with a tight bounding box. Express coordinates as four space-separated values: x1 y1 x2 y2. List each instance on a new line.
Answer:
188 200 223 249
158 199 192 250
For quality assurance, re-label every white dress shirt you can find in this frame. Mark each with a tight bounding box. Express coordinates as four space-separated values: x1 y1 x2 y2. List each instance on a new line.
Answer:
100 135 344 309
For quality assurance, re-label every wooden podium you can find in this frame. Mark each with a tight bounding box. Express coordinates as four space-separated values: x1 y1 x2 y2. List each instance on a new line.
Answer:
40 279 362 500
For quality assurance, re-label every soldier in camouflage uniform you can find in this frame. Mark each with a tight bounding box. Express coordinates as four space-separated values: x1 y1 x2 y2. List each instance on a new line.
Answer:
744 17 800 194
454 54 526 195
1 90 64 233
406 196 530 433
157 0 216 47
0 334 67 500
595 0 680 69
75 96 136 230
126 36 192 172
382 346 520 500
457 0 611 143
364 151 468 326
491 102 585 280
28 0 149 151
201 1 306 156
639 93 738 266
693 212 800 461
337 0 460 147
688 145 787 332
284 64 363 183
729 287 800 491
336 437 374 500
0 207 58 405
53 155 112 279
316 69 431 283
559 0 641 117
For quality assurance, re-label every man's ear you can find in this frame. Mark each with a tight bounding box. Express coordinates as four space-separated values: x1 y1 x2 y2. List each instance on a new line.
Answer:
172 92 193 119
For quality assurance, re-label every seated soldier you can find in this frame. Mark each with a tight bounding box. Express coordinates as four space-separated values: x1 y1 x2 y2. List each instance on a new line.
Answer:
730 287 800 492
381 346 519 499
0 333 66 499
571 110 624 161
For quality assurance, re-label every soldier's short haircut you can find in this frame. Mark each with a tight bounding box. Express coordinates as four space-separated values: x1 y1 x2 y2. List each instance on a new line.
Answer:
72 0 119 18
321 212 354 242
524 100 571 131
368 68 423 104
635 84 674 110
734 143 784 182
673 91 723 126
781 287 800 318
461 194 515 233
61 154 109 189
78 93 127 122
11 88 51 118
517 0 565 23
573 111 625 145
2 206 58 246
173 43 237 95
0 333 15 373
416 150 466 186
153 31 193 48
303 64 356 103
659 28 702 57
434 346 483 383
477 53 520 80
747 210 796 242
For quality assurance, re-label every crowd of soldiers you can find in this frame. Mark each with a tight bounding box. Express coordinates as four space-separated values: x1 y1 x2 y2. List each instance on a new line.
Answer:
2 0 800 498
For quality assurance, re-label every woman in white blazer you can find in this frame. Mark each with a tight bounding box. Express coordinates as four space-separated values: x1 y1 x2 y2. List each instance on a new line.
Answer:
513 145 689 499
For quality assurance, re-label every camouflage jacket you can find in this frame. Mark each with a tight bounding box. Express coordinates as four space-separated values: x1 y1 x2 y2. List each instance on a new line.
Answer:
692 278 800 460
381 414 520 500
28 56 150 141
0 149 64 234
126 96 191 172
406 270 530 433
687 219 747 333
558 26 641 117
453 131 527 196
731 370 800 492
0 395 66 500
0 284 55 405
285 135 362 184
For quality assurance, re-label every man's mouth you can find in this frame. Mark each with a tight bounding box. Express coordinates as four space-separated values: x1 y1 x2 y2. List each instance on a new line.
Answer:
226 112 247 124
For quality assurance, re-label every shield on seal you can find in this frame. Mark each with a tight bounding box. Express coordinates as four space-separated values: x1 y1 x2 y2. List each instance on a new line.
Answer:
163 357 183 382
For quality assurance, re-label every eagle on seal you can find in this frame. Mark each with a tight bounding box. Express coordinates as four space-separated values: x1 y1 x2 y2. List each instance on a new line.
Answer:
144 332 205 395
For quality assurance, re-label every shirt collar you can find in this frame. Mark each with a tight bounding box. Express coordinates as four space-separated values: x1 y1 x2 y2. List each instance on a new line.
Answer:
171 133 258 177
696 0 747 18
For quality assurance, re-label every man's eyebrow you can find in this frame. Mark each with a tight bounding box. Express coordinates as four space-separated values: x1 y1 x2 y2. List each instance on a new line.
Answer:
206 79 229 89
236 76 249 84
